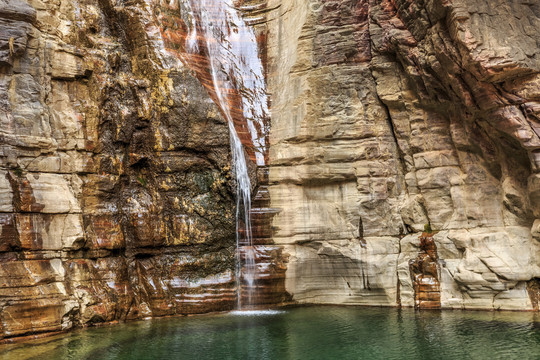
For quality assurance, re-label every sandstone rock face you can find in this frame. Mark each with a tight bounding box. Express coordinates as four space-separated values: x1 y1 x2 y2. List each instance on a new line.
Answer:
266 0 540 310
0 0 236 341
1 0 540 342
147 0 289 307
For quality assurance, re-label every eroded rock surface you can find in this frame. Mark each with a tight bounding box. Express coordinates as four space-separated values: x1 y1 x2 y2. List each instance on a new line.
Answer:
0 0 236 340
1 0 540 342
267 0 540 310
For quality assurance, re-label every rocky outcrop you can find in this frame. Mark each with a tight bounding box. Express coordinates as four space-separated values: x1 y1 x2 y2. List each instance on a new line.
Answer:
0 0 236 341
1 0 540 342
267 0 540 310
409 231 441 309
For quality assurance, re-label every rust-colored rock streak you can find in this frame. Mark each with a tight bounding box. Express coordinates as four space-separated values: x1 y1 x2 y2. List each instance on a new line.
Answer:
156 0 270 166
153 0 286 308
409 233 441 309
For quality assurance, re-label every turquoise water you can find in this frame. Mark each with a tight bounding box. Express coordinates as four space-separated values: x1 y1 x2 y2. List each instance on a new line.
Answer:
1 306 539 359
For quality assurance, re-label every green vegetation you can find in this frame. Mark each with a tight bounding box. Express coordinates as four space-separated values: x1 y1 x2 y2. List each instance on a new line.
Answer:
137 175 147 187
12 166 23 178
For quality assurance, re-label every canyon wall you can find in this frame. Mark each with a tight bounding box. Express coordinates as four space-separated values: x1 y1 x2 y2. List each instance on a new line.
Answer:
0 0 540 341
268 0 540 310
0 0 238 341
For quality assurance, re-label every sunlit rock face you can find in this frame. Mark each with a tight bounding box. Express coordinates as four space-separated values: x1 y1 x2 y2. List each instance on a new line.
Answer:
267 0 540 310
1 0 540 342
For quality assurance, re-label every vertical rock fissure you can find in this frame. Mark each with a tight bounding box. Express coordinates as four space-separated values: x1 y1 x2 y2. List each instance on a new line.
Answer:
375 86 409 186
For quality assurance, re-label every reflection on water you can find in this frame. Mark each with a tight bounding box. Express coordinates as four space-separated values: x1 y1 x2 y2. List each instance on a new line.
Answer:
229 309 285 316
2 306 539 360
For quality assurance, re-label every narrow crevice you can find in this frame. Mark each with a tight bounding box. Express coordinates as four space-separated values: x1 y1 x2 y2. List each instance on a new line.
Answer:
368 69 410 193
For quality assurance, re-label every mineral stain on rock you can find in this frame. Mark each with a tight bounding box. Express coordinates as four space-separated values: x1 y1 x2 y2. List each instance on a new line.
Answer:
409 231 441 310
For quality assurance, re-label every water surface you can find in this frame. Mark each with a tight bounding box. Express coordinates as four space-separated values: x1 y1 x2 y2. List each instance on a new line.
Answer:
2 306 539 359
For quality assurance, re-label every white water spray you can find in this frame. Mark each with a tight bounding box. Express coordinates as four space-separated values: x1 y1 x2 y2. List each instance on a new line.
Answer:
180 0 269 308
229 122 256 307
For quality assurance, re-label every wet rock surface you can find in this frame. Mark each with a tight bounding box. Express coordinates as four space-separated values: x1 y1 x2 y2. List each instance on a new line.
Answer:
0 0 236 341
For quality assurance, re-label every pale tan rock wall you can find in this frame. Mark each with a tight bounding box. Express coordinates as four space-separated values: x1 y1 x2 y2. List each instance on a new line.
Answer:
267 0 540 310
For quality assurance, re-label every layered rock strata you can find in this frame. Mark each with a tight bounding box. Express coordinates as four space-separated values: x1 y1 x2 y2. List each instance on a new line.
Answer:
267 0 540 310
1 0 540 343
409 232 441 309
0 0 237 341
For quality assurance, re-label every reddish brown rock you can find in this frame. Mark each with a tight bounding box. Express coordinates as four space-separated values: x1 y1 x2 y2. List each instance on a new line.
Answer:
84 215 125 250
65 258 133 324
0 214 19 252
129 254 236 316
409 233 441 309
527 279 540 311
239 245 290 306
1 299 66 338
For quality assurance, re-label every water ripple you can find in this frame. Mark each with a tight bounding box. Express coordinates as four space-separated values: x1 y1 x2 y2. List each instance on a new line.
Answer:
1 307 539 360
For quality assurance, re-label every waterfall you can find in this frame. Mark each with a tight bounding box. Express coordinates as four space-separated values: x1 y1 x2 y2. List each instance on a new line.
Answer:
178 0 269 308
229 122 256 308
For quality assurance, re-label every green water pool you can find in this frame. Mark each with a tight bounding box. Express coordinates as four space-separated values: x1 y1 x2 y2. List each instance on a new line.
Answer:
1 306 539 359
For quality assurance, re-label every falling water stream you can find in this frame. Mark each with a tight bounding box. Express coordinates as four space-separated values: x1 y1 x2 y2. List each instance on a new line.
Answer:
177 0 270 308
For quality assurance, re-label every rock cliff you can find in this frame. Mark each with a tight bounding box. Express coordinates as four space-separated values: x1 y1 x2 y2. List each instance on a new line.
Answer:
269 0 540 310
0 0 539 341
0 0 237 341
